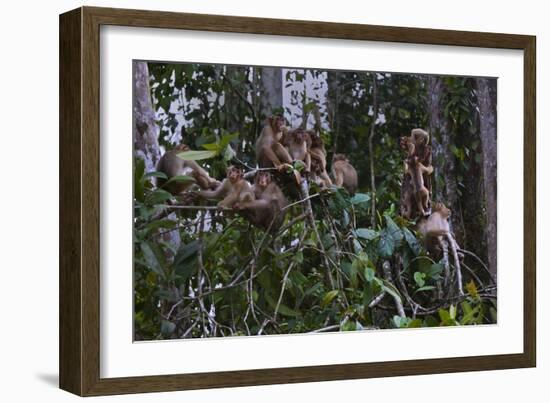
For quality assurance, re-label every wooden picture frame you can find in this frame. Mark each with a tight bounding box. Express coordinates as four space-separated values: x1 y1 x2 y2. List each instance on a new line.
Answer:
59 6 536 396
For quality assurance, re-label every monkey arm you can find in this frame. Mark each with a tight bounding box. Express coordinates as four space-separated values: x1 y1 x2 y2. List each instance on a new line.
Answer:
333 167 344 187
272 142 293 165
259 144 283 167
218 193 238 208
320 170 332 186
418 162 434 175
185 160 210 178
196 179 229 200
238 198 271 211
304 152 311 173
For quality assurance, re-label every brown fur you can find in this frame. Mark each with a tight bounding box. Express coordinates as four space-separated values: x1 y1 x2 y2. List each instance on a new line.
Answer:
255 115 293 170
331 154 358 194
156 144 220 195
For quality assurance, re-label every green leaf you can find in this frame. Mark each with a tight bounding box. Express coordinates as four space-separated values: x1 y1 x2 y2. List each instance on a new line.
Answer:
364 267 375 283
201 143 220 151
413 271 426 287
163 175 196 186
407 319 423 328
219 133 239 149
321 290 339 307
350 193 370 205
393 315 407 328
265 293 300 317
144 171 168 180
275 303 301 318
438 308 451 323
403 228 421 255
140 242 164 277
384 215 403 242
145 189 174 205
377 228 395 258
356 228 378 240
177 150 217 161
449 304 457 320
173 241 201 281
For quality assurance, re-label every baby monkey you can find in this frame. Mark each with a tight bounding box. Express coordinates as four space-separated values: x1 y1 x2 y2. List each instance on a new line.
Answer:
195 165 254 209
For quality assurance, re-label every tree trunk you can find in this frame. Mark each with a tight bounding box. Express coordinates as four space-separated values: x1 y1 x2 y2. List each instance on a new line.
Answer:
326 71 340 155
133 61 180 248
133 61 161 172
259 67 283 119
426 76 460 238
476 78 498 282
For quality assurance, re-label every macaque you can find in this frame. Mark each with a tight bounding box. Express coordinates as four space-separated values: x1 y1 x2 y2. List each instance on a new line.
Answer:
399 135 416 158
411 128 429 146
418 202 463 295
418 202 451 239
156 144 220 195
308 131 332 187
331 154 358 195
407 156 434 216
195 165 254 209
399 128 433 218
236 172 288 231
284 128 312 173
255 115 293 170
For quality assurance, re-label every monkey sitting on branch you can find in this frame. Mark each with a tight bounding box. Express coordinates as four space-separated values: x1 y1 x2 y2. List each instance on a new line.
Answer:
308 130 332 188
283 128 312 174
331 154 358 195
194 165 254 209
255 115 293 171
235 171 288 231
156 144 220 195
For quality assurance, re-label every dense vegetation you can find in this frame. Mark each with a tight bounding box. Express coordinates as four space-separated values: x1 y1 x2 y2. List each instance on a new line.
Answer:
133 62 497 340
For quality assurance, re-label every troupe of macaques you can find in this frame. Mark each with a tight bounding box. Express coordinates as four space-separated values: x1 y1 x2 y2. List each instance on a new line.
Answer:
155 117 449 236
155 115 362 230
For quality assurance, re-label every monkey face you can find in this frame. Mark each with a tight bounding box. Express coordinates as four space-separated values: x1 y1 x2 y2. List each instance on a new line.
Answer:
227 166 243 183
293 129 307 144
269 115 285 132
256 172 272 188
311 159 321 174
434 202 451 218
310 132 322 147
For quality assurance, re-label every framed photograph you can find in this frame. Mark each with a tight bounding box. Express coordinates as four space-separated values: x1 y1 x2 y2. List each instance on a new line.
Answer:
59 6 536 396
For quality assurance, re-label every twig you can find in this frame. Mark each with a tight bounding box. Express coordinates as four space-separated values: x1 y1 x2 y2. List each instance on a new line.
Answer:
382 260 405 317
161 205 229 211
438 237 451 290
309 325 340 333
273 263 296 321
458 248 496 284
283 190 320 211
447 233 464 296
368 291 386 308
